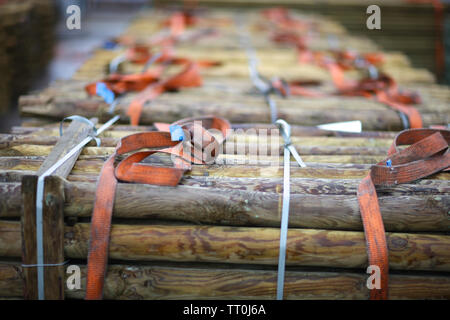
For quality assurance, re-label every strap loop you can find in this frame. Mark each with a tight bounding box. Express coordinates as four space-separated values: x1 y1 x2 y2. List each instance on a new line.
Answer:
358 128 450 300
85 116 231 300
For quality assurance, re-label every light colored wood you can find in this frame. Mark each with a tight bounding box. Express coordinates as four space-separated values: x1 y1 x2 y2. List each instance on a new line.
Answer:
1 262 450 299
3 221 450 272
1 179 448 232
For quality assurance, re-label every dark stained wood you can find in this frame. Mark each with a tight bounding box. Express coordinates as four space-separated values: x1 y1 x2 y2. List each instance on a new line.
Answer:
0 262 450 299
42 176 65 300
0 264 23 298
3 221 450 272
1 179 448 232
21 175 38 299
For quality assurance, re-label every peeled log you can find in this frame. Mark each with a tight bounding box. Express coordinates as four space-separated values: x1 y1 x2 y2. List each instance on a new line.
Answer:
0 179 448 232
19 96 448 131
0 221 449 272
0 135 392 156
0 144 387 165
1 263 449 299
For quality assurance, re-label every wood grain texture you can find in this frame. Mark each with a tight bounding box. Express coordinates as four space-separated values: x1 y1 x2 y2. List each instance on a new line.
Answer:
0 157 448 181
2 221 450 272
0 263 449 300
20 97 448 131
0 263 23 298
0 179 448 232
36 118 97 177
0 144 388 165
0 135 394 156
21 175 38 299
42 176 65 300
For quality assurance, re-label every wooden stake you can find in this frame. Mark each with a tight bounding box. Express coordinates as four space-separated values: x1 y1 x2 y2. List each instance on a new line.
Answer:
20 118 98 299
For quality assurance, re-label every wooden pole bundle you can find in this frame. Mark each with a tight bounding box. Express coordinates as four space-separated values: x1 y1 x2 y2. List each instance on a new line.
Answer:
0 114 447 300
70 7 435 84
1 6 449 300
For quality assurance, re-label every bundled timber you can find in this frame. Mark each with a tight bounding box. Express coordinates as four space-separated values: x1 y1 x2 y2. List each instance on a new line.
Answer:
0 114 449 300
18 8 449 130
1 6 449 300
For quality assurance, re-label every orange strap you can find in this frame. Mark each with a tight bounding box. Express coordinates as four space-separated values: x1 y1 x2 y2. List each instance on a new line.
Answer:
271 78 323 98
262 7 310 30
262 10 422 127
85 116 230 300
85 69 162 96
327 64 423 129
127 62 203 126
358 128 450 300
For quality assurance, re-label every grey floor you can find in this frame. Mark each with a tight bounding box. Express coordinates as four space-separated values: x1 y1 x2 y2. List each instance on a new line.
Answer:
0 4 145 132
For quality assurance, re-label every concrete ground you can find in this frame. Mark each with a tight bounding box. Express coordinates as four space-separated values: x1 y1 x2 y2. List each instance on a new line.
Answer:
0 3 146 132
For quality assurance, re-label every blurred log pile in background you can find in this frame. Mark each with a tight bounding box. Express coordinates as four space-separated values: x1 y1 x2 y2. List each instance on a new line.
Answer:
0 0 57 114
155 0 448 82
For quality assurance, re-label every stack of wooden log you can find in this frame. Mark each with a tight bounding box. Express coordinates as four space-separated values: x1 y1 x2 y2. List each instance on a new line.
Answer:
0 7 449 300
0 120 449 299
19 8 448 130
0 0 57 114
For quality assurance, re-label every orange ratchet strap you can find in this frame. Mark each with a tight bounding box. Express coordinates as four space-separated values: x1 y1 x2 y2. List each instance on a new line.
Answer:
85 116 231 300
334 71 423 129
85 69 162 95
262 7 310 31
270 78 323 98
358 128 450 300
126 62 203 126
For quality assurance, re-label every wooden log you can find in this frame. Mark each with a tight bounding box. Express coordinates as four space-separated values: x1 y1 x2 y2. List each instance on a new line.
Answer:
1 262 449 299
0 136 391 156
0 144 388 164
2 130 398 147
10 122 398 139
3 221 450 272
1 179 448 232
0 156 448 181
2 171 447 195
19 95 447 131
